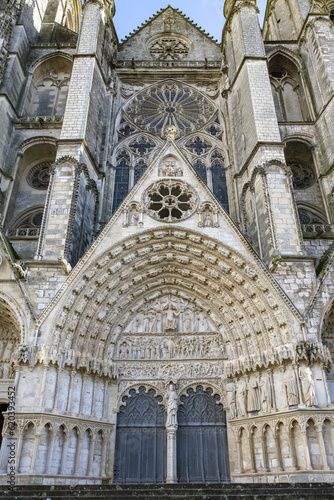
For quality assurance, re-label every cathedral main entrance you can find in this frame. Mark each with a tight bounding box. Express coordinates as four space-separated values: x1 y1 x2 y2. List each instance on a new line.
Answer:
113 387 167 483
177 386 230 483
114 385 230 484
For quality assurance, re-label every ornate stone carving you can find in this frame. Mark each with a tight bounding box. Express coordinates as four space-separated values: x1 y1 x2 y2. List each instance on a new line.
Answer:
226 380 237 419
116 361 223 380
283 364 300 406
149 36 190 60
124 295 215 335
159 158 183 177
165 383 178 427
26 162 52 190
124 81 216 135
299 365 317 407
198 202 219 228
144 180 199 222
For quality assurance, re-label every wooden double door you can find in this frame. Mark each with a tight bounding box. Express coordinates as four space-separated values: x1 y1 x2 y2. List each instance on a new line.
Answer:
114 385 230 484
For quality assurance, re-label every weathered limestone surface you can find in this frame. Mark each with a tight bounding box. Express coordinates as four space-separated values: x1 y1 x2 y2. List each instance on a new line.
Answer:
0 0 334 487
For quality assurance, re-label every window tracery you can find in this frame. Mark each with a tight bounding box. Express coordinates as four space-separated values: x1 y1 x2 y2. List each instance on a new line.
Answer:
112 154 130 213
269 55 309 123
129 136 156 156
149 36 190 60
193 160 207 183
185 136 212 156
124 81 216 136
7 206 44 237
289 161 316 190
144 180 198 222
26 162 52 190
134 160 148 183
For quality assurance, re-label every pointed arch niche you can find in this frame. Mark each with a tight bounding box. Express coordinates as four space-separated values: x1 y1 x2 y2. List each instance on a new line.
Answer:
284 140 328 233
23 56 73 117
269 53 311 123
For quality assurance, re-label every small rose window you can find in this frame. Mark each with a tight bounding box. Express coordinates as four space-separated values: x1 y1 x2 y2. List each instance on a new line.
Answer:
145 180 198 222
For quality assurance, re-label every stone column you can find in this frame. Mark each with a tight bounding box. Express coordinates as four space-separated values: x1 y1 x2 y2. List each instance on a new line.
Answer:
165 383 178 483
45 429 56 475
78 372 88 416
86 431 96 476
303 424 312 470
30 430 41 473
39 365 49 411
65 370 76 415
14 426 24 474
60 431 70 475
249 432 256 473
166 427 178 483
100 434 108 477
316 424 329 471
52 367 62 412
236 436 243 473
262 434 270 472
91 375 97 418
73 430 82 476
274 430 283 472
102 378 109 421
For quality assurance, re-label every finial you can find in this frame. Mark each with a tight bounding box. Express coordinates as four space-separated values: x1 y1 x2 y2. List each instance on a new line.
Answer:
163 125 177 140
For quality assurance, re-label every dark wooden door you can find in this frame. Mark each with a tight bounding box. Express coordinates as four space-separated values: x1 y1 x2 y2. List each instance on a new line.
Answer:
177 386 230 483
114 386 167 484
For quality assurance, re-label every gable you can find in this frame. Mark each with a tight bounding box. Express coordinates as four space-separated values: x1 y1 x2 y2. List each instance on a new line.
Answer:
118 6 221 63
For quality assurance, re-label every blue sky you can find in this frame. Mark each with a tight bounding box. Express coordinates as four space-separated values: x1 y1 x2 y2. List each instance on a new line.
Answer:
113 0 268 42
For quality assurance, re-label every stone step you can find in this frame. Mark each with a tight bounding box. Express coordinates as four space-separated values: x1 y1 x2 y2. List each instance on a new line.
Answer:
1 484 334 499
2 494 334 500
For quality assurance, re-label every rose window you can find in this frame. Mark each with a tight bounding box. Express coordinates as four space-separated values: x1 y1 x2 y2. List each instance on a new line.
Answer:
145 180 198 222
288 162 316 189
124 81 216 136
27 162 52 190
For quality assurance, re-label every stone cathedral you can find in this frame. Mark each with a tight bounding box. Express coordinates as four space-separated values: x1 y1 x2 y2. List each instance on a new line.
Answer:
0 0 334 487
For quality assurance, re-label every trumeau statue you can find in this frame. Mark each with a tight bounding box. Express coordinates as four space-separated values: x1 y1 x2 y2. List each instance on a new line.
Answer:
165 383 178 427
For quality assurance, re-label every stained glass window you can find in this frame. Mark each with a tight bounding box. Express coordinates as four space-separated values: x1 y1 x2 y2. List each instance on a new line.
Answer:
134 160 148 183
112 160 130 213
124 80 216 136
212 159 229 213
193 160 207 183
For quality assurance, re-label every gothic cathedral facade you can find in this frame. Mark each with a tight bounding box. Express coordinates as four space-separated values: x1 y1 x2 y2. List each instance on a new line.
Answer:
0 0 334 485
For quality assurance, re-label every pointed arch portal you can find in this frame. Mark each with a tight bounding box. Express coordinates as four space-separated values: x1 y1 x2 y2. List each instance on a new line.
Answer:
177 386 230 483
114 387 167 484
114 385 230 484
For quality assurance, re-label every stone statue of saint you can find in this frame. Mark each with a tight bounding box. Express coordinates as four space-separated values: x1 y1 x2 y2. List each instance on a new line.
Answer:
283 365 299 406
247 376 261 413
204 212 213 227
236 378 247 417
259 373 273 413
299 365 317 407
227 381 237 419
166 383 178 427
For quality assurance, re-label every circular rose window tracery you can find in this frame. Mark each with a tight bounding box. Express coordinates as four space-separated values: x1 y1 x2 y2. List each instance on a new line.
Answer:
288 161 316 190
144 180 198 222
124 81 216 136
27 162 52 190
